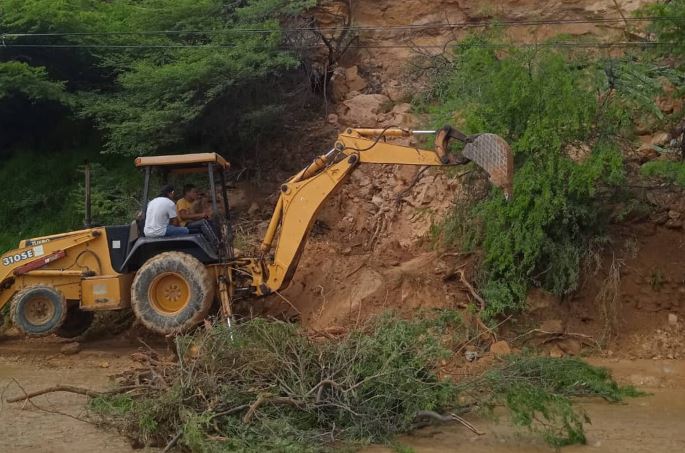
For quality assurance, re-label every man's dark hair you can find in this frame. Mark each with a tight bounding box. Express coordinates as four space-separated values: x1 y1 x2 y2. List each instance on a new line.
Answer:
183 184 196 195
160 184 175 197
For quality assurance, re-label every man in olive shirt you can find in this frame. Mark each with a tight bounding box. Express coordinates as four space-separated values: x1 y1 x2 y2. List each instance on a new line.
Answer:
176 184 209 227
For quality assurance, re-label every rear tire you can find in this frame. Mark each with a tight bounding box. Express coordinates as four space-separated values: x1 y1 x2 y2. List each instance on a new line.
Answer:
56 303 95 338
11 285 67 337
131 252 214 335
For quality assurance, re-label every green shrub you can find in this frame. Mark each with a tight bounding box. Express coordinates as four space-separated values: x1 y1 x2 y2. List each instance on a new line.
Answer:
91 315 639 451
420 38 674 316
641 160 685 187
472 355 642 447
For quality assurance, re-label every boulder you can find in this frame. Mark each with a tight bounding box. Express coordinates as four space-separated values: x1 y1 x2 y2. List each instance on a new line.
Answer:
651 131 671 146
526 288 559 312
489 340 512 356
540 319 565 334
344 65 368 92
385 80 407 102
339 94 391 126
668 313 679 327
329 68 348 102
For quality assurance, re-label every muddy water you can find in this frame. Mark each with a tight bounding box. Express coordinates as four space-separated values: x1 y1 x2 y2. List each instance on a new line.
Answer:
1 337 684 453
367 359 685 453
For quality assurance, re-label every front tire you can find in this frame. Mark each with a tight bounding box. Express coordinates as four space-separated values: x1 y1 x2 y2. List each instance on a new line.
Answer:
131 252 214 335
11 285 67 337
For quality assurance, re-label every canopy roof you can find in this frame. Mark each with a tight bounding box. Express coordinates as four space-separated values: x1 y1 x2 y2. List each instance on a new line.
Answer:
135 153 229 172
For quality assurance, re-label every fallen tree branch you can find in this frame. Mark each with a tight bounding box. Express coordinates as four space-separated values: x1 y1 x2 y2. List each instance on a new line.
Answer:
5 384 135 403
243 396 303 424
457 269 486 311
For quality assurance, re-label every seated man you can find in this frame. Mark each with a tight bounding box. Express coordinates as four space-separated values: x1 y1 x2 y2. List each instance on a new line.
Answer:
176 184 210 227
143 185 189 237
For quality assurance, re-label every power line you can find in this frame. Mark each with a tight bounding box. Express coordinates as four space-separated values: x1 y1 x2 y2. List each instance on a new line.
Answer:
0 41 676 50
1 15 684 38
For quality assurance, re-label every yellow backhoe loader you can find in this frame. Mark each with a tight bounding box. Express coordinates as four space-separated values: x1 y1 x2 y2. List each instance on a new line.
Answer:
0 126 513 336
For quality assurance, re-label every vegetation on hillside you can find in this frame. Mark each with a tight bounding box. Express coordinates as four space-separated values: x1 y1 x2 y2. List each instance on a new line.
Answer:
422 34 684 317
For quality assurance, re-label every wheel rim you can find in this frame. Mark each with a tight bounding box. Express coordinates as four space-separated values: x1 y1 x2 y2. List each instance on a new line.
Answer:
24 296 56 326
148 272 191 314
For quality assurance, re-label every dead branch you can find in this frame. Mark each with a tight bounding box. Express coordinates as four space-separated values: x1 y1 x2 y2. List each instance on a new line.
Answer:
457 269 486 311
395 166 430 205
162 430 183 453
8 379 93 425
414 410 484 436
5 384 137 403
243 396 303 424
451 413 485 435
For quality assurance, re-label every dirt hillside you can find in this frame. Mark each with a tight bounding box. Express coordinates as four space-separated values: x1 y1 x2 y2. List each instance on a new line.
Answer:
257 0 674 349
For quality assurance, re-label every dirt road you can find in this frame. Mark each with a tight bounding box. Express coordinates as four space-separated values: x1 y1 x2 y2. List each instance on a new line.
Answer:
0 335 145 453
1 336 685 453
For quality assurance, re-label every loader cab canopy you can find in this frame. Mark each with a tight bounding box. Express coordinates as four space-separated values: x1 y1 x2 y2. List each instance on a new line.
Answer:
136 152 231 213
135 153 230 173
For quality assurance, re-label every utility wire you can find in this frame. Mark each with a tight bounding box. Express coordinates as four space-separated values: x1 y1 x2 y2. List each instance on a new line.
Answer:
0 41 677 50
1 15 684 37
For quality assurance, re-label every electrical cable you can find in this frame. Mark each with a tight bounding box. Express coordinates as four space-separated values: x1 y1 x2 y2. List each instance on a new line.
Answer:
1 15 684 37
0 41 675 50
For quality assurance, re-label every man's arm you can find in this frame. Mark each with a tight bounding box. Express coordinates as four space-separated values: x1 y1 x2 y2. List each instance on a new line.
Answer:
178 208 207 222
167 200 181 226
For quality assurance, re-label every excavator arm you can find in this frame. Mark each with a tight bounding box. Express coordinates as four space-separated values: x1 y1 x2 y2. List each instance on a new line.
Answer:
247 126 513 295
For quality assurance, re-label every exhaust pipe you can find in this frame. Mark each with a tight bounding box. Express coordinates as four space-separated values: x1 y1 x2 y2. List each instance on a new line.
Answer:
84 161 92 228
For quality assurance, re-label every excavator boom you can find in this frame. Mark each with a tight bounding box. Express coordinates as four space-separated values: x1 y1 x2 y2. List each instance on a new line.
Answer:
249 126 513 295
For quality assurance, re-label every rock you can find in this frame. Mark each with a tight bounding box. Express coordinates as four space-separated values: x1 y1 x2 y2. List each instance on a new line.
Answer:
566 143 591 163
651 210 669 225
668 210 681 221
391 103 412 115
558 338 582 356
326 113 339 125
60 342 81 355
540 319 565 334
385 80 406 102
99 361 111 368
526 288 559 312
656 96 675 115
339 94 391 126
634 144 659 163
329 68 348 102
665 218 682 229
248 202 260 216
344 65 368 92
489 340 511 356
668 313 678 327
549 344 564 358
651 131 671 146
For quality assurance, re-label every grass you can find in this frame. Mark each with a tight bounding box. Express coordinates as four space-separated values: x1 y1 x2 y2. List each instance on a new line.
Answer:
90 313 639 451
641 160 685 187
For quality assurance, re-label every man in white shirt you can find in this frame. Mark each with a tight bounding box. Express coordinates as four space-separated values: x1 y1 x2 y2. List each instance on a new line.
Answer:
143 185 190 237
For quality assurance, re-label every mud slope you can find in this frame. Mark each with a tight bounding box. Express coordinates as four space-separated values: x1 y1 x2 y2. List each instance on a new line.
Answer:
263 0 657 331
